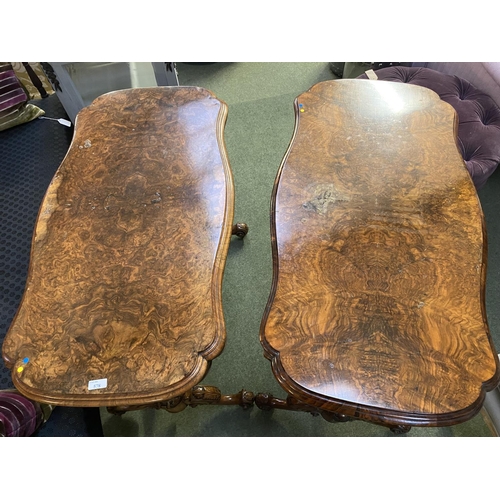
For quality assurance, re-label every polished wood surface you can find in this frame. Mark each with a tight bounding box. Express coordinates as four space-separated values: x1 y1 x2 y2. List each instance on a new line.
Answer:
260 79 500 428
3 87 235 407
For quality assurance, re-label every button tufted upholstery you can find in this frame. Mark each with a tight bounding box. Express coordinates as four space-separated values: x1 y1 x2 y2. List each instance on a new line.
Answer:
358 66 500 189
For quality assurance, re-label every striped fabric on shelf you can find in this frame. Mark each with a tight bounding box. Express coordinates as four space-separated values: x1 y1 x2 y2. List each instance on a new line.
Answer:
0 63 28 113
0 62 44 132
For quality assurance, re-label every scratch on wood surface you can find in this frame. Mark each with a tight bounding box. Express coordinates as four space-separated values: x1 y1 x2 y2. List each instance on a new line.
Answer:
303 184 351 215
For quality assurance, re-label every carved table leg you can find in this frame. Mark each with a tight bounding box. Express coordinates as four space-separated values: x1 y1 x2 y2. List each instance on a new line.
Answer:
319 410 353 423
255 393 354 423
389 425 412 434
106 407 127 416
107 386 255 415
256 393 418 433
187 386 255 409
255 393 321 416
231 223 249 239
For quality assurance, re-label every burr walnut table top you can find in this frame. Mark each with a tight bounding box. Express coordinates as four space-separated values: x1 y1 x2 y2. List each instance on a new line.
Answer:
2 87 234 407
260 79 500 428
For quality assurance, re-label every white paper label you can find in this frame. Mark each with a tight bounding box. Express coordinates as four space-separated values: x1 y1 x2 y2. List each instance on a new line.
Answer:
88 378 107 390
365 69 378 80
58 118 72 127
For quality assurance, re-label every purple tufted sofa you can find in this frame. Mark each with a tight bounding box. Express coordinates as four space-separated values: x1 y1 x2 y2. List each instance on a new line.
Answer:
358 64 500 190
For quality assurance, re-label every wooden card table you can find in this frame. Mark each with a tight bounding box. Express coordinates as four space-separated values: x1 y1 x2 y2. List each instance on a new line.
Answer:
2 87 250 412
258 79 500 432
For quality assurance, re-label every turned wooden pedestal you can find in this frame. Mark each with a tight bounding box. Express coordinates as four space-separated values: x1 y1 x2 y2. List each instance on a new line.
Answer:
260 79 500 431
2 87 245 409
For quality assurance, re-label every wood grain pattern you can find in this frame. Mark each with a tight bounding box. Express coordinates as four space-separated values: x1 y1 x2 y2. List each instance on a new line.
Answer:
260 79 500 427
2 86 235 407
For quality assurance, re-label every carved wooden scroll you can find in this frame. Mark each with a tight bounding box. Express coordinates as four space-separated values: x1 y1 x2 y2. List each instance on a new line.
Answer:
260 80 499 429
3 87 236 407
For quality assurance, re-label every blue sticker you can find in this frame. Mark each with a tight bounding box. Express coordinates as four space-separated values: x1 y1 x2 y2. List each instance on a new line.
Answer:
23 357 29 364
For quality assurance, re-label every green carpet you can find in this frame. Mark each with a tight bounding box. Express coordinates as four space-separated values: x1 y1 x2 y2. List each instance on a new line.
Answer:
479 165 500 349
100 62 498 437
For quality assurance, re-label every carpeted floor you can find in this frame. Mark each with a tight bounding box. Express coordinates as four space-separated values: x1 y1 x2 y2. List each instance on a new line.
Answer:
0 93 95 436
1 62 499 437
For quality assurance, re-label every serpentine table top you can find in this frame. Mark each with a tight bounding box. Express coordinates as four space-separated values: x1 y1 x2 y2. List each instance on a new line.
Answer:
3 86 235 408
260 79 500 428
